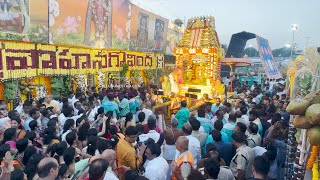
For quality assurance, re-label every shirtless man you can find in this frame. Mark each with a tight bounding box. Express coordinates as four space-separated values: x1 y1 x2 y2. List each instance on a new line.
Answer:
163 117 183 163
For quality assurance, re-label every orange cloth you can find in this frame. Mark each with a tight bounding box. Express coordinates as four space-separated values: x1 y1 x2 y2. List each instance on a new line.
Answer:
172 151 194 180
16 129 26 141
116 139 142 180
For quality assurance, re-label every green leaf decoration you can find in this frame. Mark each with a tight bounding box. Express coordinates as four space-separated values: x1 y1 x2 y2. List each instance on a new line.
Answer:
4 80 18 102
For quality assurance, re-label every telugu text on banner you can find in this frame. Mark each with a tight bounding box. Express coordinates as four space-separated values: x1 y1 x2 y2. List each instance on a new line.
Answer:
0 41 164 79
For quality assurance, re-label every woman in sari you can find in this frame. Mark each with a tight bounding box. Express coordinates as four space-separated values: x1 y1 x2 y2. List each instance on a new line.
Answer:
10 117 26 141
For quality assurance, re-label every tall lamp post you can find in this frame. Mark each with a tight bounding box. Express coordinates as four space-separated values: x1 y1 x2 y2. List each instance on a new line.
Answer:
290 24 298 60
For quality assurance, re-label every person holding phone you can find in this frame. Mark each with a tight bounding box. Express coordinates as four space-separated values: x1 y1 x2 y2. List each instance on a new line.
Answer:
116 126 146 180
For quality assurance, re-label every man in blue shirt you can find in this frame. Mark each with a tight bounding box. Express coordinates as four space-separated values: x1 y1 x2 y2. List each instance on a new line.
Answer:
222 113 236 142
102 92 119 120
118 93 130 118
24 108 40 131
204 120 229 153
211 98 223 114
196 108 213 134
204 102 213 119
175 100 190 129
210 130 234 166
212 110 227 125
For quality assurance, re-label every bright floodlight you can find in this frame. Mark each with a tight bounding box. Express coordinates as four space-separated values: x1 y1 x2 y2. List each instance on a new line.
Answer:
291 24 298 31
285 43 291 48
249 44 253 48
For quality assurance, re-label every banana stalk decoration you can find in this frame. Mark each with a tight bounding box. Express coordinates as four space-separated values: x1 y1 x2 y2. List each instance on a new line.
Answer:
20 79 36 95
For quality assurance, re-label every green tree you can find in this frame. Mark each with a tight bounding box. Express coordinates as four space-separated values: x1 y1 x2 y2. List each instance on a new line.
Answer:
272 48 294 57
243 47 259 57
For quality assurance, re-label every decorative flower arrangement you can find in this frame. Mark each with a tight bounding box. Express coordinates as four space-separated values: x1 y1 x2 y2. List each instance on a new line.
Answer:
98 72 106 89
143 70 156 84
120 63 129 84
312 157 319 180
76 74 87 92
36 85 47 100
307 146 319 170
4 80 18 102
51 77 65 99
130 70 139 85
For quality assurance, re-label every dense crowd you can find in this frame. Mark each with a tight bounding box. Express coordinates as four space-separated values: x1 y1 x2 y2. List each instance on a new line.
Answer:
0 78 290 180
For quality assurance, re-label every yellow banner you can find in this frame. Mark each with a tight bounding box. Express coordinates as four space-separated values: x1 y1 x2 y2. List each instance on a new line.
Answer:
0 41 164 79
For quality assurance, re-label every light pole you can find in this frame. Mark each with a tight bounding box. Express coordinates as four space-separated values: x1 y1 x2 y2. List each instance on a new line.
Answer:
290 24 298 60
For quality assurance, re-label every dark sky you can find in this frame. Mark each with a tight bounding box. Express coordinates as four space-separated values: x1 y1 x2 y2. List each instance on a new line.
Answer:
132 0 320 49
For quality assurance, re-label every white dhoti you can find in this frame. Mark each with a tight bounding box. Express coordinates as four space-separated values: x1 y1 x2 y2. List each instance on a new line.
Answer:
157 114 165 132
163 144 176 161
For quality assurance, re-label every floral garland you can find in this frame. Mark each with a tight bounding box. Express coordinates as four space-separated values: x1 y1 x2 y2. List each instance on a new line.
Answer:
36 85 47 100
307 145 319 170
97 72 106 89
76 74 87 92
312 157 319 180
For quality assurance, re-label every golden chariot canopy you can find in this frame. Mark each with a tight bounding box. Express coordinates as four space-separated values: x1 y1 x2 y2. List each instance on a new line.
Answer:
176 16 220 50
171 16 225 100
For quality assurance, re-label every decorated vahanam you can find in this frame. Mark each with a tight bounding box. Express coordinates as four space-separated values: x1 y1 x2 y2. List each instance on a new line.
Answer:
172 16 224 99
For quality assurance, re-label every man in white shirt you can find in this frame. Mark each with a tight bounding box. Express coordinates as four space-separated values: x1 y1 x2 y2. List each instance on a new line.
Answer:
144 143 169 180
73 101 82 116
58 107 83 131
235 108 249 127
181 123 201 168
223 102 232 121
146 116 162 144
69 92 81 111
102 149 119 180
141 101 153 122
223 77 231 88
172 136 194 180
87 102 99 123
247 123 262 148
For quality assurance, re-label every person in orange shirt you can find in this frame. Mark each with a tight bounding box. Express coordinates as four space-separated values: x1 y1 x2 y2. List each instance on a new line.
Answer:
172 136 194 180
116 126 146 180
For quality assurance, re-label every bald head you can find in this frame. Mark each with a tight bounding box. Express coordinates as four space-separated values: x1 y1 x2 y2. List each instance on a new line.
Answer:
171 117 178 127
144 101 151 109
182 123 192 135
102 149 116 162
176 136 189 151
37 157 58 178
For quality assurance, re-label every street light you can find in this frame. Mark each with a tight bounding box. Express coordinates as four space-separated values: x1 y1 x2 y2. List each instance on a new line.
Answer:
285 43 291 48
290 24 298 60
